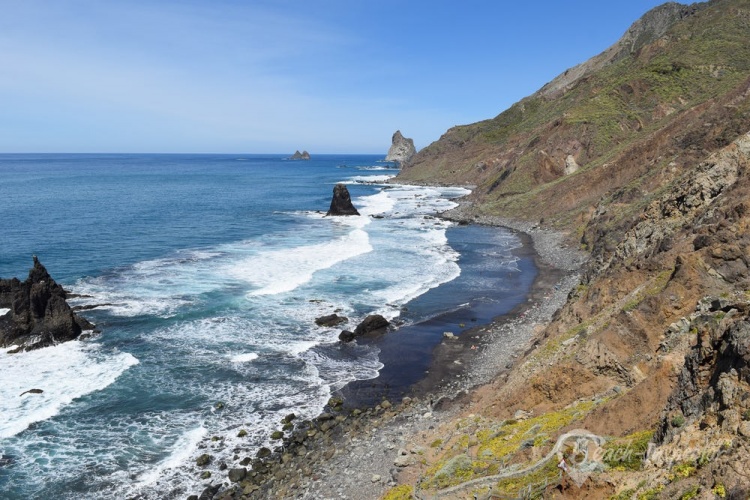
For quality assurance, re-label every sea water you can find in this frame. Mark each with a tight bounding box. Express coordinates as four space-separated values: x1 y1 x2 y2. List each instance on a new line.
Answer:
0 154 531 498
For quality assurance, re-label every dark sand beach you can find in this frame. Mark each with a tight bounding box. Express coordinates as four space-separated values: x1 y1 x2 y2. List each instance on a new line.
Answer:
207 207 588 499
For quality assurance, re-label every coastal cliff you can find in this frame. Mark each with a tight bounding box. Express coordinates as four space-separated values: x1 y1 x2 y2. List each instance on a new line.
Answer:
204 1 750 498
389 0 750 497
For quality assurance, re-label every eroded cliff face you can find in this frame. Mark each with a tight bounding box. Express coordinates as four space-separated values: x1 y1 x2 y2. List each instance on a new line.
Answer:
391 0 750 497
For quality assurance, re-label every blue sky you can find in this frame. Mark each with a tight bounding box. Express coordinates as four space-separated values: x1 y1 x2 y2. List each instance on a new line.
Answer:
0 0 671 154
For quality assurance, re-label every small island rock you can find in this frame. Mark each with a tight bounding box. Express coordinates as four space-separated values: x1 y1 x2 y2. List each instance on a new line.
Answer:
326 184 360 216
289 150 311 160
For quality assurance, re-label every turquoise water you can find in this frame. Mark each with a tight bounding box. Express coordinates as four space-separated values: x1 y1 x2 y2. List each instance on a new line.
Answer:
0 154 531 498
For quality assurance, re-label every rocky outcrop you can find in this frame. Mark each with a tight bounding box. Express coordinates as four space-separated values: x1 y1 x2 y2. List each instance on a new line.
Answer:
289 150 310 160
0 256 94 351
586 131 750 275
339 314 390 342
563 154 579 175
353 314 389 336
385 130 416 166
655 299 750 447
315 314 348 327
326 184 360 216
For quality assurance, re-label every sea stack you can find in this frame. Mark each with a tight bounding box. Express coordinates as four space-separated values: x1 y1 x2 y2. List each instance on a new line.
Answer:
326 184 360 216
290 150 311 160
385 130 416 167
0 256 95 351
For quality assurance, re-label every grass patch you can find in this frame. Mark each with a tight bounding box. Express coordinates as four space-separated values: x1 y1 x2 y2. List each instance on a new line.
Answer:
670 461 697 480
603 429 654 471
491 459 561 499
638 485 665 500
422 400 600 491
611 489 636 500
679 485 700 500
621 268 674 313
671 414 686 428
380 484 413 500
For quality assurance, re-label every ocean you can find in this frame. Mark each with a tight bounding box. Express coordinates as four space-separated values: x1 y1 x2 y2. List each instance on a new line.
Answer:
0 154 534 498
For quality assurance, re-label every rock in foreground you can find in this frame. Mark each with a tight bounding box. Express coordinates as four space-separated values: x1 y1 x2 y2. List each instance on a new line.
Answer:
326 183 360 216
0 256 95 351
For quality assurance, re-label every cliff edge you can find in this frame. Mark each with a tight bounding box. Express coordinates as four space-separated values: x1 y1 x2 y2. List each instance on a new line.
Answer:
387 0 750 497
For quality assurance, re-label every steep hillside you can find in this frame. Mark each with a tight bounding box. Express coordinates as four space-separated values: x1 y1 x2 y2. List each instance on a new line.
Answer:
398 0 750 235
392 0 750 498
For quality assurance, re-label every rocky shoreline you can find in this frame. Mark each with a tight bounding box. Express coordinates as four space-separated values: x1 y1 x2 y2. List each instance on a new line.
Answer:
197 205 588 500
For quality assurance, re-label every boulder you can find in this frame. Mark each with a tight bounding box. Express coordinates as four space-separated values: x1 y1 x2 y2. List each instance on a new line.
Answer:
338 330 355 342
385 130 417 166
227 467 247 482
564 154 580 175
353 314 390 336
339 315 390 342
0 256 95 351
326 184 360 216
315 314 348 327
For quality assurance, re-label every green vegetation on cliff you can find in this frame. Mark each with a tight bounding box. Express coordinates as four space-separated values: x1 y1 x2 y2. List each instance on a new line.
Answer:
398 0 750 236
395 1 750 497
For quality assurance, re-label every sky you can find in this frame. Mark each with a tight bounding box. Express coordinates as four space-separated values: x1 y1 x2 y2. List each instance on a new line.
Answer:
0 0 673 154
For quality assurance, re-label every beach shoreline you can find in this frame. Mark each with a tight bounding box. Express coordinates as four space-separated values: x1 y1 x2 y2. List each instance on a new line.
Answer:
208 201 588 499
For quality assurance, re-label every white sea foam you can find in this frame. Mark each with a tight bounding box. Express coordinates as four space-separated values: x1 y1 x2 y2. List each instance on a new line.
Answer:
355 166 398 171
229 228 373 296
356 190 396 216
0 342 138 439
72 249 229 317
133 426 207 488
0 308 9 315
347 174 394 184
228 352 259 363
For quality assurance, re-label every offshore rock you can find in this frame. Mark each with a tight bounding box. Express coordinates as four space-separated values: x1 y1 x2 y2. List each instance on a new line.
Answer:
289 150 310 160
353 314 390 336
326 184 360 216
315 314 348 327
385 130 416 166
0 256 95 351
339 314 389 343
